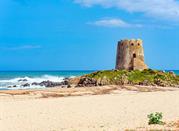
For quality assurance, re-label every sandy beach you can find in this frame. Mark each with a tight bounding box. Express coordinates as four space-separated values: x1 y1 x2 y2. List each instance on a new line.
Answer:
1 86 179 131
1 0 179 130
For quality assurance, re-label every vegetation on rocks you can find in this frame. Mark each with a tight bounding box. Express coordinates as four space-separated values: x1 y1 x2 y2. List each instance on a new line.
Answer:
77 69 179 87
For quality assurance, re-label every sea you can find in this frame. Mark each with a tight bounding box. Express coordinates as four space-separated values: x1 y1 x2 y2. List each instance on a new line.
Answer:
0 71 94 90
0 70 178 90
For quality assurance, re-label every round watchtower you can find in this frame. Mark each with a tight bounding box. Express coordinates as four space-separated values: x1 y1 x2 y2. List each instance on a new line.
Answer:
115 39 148 70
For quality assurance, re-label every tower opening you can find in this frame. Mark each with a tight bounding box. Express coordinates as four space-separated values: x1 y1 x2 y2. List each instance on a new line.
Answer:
133 53 136 58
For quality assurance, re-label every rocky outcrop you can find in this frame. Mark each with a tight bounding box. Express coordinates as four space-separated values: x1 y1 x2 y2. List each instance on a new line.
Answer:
33 79 71 88
69 77 81 85
75 70 179 87
76 74 129 87
22 78 71 88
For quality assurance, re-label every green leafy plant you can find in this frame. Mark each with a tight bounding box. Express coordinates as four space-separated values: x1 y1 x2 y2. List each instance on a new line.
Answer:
147 112 164 125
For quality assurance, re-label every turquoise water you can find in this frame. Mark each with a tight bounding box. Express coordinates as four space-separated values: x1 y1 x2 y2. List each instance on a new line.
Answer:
0 71 95 80
0 70 178 79
0 70 178 90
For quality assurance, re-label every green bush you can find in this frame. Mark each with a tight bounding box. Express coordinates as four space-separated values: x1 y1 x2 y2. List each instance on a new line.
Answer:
147 112 164 125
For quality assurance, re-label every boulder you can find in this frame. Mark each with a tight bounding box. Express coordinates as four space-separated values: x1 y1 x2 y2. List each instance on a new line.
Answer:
69 77 81 85
32 82 39 86
61 78 69 85
77 77 97 87
67 84 71 88
22 83 30 87
39 81 62 87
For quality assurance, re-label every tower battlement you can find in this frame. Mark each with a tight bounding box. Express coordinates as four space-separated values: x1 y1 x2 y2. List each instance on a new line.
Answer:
115 39 148 70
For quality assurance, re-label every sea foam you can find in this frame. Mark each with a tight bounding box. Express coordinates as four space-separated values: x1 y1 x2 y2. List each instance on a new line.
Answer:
0 75 66 90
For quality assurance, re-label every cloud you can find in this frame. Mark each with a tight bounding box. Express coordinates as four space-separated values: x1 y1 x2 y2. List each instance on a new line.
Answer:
0 45 42 50
88 18 142 28
74 0 179 21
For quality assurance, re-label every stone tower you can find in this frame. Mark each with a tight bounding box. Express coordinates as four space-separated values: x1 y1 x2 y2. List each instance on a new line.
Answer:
115 39 148 70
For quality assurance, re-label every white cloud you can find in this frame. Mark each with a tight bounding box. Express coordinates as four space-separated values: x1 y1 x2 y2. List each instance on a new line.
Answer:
88 18 142 28
0 45 41 50
74 0 179 21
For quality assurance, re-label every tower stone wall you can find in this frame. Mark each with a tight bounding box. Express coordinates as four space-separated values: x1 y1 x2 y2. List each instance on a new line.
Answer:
115 39 148 70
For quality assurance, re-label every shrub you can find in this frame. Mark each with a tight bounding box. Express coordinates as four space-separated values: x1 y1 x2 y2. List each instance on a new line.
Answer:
147 112 164 125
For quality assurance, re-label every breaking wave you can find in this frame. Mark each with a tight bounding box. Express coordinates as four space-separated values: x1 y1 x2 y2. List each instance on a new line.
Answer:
0 75 73 90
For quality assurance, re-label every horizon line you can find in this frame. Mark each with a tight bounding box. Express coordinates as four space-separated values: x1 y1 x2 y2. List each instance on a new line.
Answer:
0 69 178 72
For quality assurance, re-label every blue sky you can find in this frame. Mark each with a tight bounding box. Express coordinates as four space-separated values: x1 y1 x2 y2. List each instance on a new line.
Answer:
0 0 178 70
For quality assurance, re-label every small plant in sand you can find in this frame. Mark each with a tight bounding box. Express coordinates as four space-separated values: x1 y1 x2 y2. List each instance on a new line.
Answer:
147 112 164 125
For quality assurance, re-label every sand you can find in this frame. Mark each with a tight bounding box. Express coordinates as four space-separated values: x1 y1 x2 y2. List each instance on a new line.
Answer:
1 86 179 131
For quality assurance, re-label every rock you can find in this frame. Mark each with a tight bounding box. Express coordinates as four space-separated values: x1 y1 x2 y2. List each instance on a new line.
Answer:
97 76 110 86
158 71 165 75
39 81 62 87
22 83 30 87
7 85 17 88
139 80 151 86
169 71 176 77
154 79 168 87
96 78 102 86
67 84 71 88
32 82 39 86
64 77 69 81
32 79 71 88
61 78 69 85
77 77 97 87
69 77 81 85
120 74 129 85
18 79 28 82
